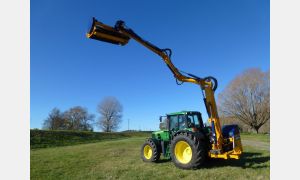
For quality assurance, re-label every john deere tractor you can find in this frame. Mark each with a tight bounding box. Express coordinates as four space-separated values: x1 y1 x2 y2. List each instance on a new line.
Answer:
141 111 242 169
141 111 209 169
86 18 243 169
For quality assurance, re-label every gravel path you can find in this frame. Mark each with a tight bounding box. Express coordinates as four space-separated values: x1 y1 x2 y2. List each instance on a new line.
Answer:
242 140 270 151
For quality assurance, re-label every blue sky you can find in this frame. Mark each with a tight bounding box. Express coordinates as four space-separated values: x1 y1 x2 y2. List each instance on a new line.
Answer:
31 0 269 131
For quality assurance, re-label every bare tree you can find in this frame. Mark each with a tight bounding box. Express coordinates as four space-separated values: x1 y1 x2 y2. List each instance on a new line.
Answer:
63 106 95 131
97 97 123 132
42 108 66 130
218 68 270 133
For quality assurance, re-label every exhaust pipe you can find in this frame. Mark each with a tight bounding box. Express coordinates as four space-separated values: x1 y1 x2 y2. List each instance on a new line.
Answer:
86 17 130 46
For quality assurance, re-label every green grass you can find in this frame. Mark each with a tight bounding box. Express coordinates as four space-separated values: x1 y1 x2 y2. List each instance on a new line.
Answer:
241 133 270 143
31 136 270 180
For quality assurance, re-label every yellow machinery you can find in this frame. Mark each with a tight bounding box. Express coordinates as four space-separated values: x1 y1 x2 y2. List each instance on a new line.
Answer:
86 18 242 167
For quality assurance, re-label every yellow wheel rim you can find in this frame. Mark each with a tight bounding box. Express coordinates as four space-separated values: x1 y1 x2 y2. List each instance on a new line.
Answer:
174 141 192 164
144 145 153 159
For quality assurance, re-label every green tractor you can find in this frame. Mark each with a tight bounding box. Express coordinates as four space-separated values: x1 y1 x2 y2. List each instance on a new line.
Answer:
141 111 210 169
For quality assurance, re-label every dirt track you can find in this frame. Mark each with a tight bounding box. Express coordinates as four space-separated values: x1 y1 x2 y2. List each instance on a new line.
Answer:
242 140 270 151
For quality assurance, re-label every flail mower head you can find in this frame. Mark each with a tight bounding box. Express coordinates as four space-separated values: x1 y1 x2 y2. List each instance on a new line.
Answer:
86 17 130 45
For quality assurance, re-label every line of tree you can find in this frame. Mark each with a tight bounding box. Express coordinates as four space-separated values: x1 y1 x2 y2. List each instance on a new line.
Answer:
42 97 123 132
217 68 270 133
42 106 95 131
42 68 269 134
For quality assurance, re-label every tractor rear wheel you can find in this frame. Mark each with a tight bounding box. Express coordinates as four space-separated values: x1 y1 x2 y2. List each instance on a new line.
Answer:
170 132 206 169
141 138 160 162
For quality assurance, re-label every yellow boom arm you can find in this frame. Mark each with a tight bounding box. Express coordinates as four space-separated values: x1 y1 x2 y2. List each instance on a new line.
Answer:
87 18 224 151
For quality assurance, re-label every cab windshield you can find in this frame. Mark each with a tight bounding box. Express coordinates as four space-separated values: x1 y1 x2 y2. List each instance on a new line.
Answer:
169 114 185 131
168 113 203 130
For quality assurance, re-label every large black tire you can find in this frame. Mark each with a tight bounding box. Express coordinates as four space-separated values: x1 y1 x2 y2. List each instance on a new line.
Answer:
170 132 206 169
141 138 160 162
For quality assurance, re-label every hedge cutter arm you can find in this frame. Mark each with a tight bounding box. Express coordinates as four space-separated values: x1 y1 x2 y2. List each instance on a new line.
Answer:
87 18 224 152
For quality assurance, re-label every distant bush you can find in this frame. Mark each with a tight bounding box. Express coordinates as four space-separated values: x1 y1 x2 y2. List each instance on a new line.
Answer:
121 131 152 137
30 129 151 149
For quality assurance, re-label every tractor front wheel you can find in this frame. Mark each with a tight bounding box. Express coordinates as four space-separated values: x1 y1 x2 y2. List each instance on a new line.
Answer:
170 132 206 169
141 138 160 162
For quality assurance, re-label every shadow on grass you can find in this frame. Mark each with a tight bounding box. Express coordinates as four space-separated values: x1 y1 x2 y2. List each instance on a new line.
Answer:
155 152 269 169
204 152 270 169
156 159 171 164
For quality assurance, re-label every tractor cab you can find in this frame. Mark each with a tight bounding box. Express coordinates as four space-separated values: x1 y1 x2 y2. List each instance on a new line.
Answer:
160 111 204 131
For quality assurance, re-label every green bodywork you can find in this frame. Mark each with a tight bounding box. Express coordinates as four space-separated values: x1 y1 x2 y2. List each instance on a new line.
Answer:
152 130 170 141
151 130 171 158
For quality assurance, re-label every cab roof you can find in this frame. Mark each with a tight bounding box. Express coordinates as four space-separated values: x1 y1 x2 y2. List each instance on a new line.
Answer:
166 111 201 116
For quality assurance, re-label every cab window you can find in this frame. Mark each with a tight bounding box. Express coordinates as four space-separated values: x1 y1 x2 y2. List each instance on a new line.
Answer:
169 115 178 130
187 114 203 128
169 114 186 130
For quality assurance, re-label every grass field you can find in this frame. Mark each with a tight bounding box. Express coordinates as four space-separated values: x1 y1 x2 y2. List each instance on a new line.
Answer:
241 133 270 143
31 133 270 180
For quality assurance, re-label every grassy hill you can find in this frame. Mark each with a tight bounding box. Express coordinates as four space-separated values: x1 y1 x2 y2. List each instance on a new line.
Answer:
30 129 151 149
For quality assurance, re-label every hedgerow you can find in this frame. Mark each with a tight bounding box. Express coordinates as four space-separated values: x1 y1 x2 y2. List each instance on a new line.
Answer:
30 130 151 149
